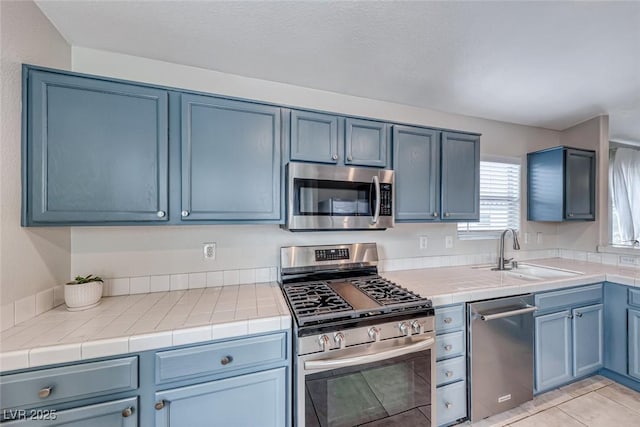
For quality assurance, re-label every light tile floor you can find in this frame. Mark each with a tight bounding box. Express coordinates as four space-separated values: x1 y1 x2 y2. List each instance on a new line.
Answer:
463 376 640 427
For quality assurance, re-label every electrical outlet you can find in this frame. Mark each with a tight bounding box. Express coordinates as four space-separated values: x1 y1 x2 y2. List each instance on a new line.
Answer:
445 235 454 249
419 236 428 250
619 255 640 266
203 242 216 260
536 232 543 245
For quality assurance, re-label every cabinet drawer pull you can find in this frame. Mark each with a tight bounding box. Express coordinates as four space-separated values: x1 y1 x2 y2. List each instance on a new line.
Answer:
220 355 233 365
181 210 189 217
155 400 165 410
443 317 453 324
332 154 338 160
347 156 353 161
566 314 573 319
445 402 453 409
444 212 450 217
433 212 438 217
445 370 454 377
444 344 453 351
122 407 133 418
575 312 582 318
156 210 166 218
568 213 574 217
38 386 53 398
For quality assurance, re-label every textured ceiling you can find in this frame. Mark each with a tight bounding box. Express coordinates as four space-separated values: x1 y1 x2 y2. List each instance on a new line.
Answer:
36 1 640 140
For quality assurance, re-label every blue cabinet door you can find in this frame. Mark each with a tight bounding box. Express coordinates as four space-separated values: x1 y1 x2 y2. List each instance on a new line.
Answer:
564 149 596 220
180 95 281 221
290 110 339 164
2 397 137 426
572 304 603 377
535 310 572 392
604 283 628 375
440 132 480 221
629 309 640 380
26 70 169 224
344 118 388 167
392 126 440 221
155 368 286 427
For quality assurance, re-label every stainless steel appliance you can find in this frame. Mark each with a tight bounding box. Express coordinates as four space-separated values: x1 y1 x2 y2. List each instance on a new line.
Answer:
283 163 394 231
280 243 435 426
467 294 537 422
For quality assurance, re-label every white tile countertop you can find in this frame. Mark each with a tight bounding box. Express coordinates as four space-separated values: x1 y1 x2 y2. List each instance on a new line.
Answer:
1 257 638 374
384 258 640 307
0 282 291 372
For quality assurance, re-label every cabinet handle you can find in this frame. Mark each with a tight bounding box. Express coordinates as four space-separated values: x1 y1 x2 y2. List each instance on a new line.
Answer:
444 344 453 351
347 156 353 161
433 212 438 217
181 210 189 217
575 312 582 318
445 402 453 409
156 210 166 218
445 370 454 377
332 154 338 160
38 386 53 398
568 213 574 217
122 407 133 418
155 400 165 410
444 317 453 324
221 355 234 365
444 212 450 217
566 314 573 319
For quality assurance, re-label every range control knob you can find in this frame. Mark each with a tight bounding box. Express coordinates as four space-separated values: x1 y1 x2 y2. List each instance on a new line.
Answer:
334 332 345 349
398 322 411 336
319 335 331 352
411 320 423 334
368 327 381 342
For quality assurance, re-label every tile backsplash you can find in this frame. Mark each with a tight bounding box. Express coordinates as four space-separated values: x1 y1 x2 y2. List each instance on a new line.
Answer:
3 247 638 332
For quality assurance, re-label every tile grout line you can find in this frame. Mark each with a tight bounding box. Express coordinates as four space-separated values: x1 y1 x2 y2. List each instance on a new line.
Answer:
555 406 589 427
594 385 640 415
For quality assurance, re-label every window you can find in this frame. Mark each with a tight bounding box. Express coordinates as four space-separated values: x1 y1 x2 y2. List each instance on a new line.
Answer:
458 159 521 239
610 142 640 248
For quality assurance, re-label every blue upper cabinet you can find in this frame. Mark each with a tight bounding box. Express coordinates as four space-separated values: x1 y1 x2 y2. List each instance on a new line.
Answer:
289 110 340 164
344 118 388 167
441 132 480 221
527 146 596 221
392 126 441 221
180 94 281 221
25 69 169 225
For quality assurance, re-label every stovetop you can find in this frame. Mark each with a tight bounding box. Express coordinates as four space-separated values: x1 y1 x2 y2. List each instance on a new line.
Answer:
282 275 431 326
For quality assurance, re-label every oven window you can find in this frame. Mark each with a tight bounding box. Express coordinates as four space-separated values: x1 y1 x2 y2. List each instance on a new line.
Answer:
305 350 432 427
295 178 372 216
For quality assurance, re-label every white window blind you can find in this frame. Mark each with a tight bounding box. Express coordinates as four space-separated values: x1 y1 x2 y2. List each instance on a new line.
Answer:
458 160 521 239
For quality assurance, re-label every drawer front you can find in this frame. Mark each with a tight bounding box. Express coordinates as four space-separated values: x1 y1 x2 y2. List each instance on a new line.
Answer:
0 357 137 411
436 380 467 426
155 333 287 384
535 284 602 313
436 331 464 361
436 356 466 386
435 305 464 333
629 289 640 308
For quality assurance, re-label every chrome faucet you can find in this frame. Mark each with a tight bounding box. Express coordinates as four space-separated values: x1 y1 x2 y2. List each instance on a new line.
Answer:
493 228 521 271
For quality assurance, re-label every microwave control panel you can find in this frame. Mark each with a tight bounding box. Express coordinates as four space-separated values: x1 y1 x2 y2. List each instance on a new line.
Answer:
380 184 393 216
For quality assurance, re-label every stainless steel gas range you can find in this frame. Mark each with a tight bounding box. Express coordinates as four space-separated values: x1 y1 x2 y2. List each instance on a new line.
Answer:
279 243 436 427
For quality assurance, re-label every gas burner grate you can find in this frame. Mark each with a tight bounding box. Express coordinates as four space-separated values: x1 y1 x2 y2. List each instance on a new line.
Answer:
350 277 425 306
283 282 353 322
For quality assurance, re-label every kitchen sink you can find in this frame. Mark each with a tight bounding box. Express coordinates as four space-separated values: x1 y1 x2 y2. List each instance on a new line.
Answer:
473 263 583 280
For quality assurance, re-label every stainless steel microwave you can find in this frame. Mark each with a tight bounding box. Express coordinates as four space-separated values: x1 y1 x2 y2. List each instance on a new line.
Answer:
283 163 394 231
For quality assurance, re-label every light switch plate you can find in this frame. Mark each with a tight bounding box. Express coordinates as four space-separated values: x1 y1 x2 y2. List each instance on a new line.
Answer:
445 236 454 249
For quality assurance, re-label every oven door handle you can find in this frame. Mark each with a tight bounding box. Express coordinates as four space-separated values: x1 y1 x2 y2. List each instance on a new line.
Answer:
371 175 381 225
304 336 434 371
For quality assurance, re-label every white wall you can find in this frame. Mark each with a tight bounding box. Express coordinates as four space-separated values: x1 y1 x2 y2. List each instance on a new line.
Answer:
557 115 609 251
70 48 561 279
0 1 71 307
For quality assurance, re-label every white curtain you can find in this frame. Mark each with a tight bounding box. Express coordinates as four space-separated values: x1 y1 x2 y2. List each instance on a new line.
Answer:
611 147 640 244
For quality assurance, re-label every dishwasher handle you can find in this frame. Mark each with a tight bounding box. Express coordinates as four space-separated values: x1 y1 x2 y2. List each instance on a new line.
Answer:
480 305 538 321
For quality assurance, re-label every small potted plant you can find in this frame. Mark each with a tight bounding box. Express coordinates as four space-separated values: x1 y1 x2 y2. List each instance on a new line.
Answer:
65 274 104 311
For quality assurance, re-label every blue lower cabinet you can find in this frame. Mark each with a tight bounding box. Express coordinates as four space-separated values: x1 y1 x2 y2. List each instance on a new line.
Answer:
629 309 640 380
3 397 137 426
436 380 467 427
535 310 572 392
572 304 603 377
154 367 286 427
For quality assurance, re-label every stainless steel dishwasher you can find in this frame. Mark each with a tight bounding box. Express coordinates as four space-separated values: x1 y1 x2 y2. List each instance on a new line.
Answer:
467 294 537 422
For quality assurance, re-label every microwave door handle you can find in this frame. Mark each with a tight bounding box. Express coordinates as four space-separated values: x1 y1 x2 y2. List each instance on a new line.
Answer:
371 175 381 224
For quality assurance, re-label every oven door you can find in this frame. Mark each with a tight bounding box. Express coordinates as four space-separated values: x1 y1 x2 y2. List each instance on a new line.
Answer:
285 163 394 231
297 334 436 427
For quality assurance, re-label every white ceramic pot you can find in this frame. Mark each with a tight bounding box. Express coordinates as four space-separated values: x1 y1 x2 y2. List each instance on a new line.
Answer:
64 281 103 311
